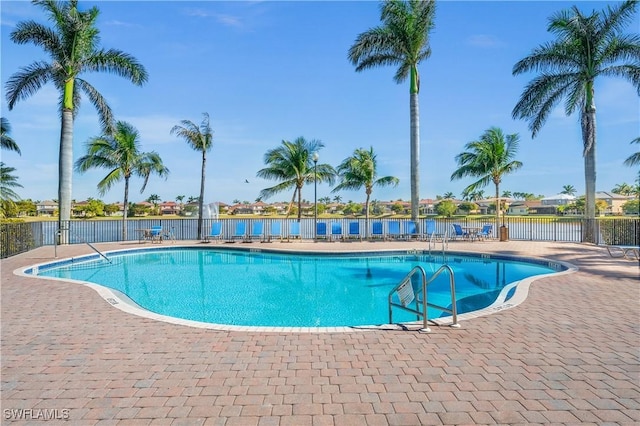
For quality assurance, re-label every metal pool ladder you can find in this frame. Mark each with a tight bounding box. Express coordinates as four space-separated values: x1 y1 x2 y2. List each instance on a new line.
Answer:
388 265 459 333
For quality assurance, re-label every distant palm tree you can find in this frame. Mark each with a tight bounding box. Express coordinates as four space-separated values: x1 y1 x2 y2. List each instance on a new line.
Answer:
333 195 343 204
512 0 640 242
501 190 512 198
147 194 161 215
170 113 213 240
451 127 523 233
0 163 23 202
442 192 455 199
561 185 577 196
624 137 640 167
612 182 634 196
1 117 20 154
5 0 147 243
348 0 436 223
257 137 335 221
333 147 399 238
75 121 169 240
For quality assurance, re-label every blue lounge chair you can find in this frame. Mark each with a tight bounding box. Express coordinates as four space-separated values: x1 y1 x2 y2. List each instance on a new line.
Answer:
150 225 163 243
425 219 445 242
348 221 361 241
316 222 328 240
205 222 223 243
451 224 469 240
388 221 401 240
264 221 282 242
287 221 301 242
331 222 343 241
228 222 247 243
371 221 384 240
403 221 419 240
478 224 493 240
247 221 264 242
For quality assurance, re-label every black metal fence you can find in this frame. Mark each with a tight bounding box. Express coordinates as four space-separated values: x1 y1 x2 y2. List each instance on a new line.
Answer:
2 216 638 259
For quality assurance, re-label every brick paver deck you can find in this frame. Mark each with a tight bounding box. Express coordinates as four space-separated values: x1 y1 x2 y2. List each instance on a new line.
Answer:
1 240 638 425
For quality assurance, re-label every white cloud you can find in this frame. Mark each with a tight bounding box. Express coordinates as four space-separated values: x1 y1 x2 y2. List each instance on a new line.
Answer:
467 34 506 48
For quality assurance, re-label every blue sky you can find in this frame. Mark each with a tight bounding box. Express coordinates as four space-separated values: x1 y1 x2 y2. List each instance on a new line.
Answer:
2 0 638 205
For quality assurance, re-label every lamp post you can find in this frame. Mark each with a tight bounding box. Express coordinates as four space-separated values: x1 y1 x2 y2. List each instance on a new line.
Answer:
312 152 319 242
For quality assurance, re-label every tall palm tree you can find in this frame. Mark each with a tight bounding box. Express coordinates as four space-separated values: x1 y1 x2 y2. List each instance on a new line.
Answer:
75 121 169 240
512 0 640 242
561 185 577 196
257 137 335 221
333 147 399 238
451 127 523 233
170 113 213 240
348 0 436 224
1 117 20 154
5 0 148 243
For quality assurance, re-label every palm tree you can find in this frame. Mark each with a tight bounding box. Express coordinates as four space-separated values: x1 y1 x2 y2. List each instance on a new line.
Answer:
75 121 169 240
170 113 213 240
348 0 436 223
333 147 399 238
451 127 523 233
561 185 577 196
5 0 148 243
1 117 20 154
512 0 640 242
333 195 343 204
624 137 640 167
257 137 335 221
442 192 455 199
0 163 23 202
612 182 634 196
146 194 161 215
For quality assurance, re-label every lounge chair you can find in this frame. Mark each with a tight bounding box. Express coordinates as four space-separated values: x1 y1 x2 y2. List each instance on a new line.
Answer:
371 221 384 240
247 221 264 242
287 221 301 242
264 221 282 242
204 222 223 243
347 221 362 241
162 226 176 243
228 222 247 243
388 221 401 240
606 245 640 260
316 222 328 241
150 225 163 243
403 220 420 240
425 219 445 242
478 224 493 240
451 224 469 240
330 222 343 242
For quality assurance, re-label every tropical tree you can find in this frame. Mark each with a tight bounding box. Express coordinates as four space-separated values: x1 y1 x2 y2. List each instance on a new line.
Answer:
75 121 169 240
624 137 640 168
442 192 455 199
348 0 436 223
612 182 634 196
170 113 214 240
257 137 335 221
332 147 399 237
333 195 343 204
1 117 20 154
451 127 523 234
512 0 640 242
5 0 148 243
561 185 577 196
0 163 23 202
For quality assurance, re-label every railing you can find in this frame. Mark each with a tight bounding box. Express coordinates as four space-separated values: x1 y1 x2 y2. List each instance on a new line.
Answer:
1 216 638 259
388 264 459 332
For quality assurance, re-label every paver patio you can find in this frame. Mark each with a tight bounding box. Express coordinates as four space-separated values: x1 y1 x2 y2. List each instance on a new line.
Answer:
1 240 638 425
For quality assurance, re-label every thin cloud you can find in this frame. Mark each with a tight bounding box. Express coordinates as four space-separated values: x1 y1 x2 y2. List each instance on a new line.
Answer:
183 8 244 29
467 34 506 48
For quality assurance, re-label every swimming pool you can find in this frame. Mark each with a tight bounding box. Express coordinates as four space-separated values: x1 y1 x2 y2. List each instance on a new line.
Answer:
24 247 569 330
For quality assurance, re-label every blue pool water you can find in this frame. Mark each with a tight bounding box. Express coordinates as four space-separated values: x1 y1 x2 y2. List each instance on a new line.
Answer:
31 248 561 327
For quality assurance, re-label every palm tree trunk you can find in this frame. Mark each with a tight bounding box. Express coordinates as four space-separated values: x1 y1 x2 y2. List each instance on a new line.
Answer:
494 184 500 238
122 177 130 241
410 90 420 225
364 191 371 239
296 184 303 221
582 105 597 243
197 150 207 240
57 109 74 244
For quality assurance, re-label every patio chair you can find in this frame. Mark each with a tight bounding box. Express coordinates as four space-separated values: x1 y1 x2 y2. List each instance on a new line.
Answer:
228 222 247 243
606 245 640 260
287 221 301 242
371 221 384 240
204 222 223 243
330 222 343 242
347 221 362 241
316 222 328 241
425 219 445 242
162 226 176 243
403 220 420 240
478 224 493 240
264 221 282 243
451 224 469 241
388 221 401 240
150 225 163 243
247 221 264 242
